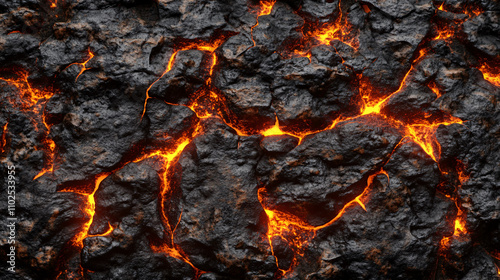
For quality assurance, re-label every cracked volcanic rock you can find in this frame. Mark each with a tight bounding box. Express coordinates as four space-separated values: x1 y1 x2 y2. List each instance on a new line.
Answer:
0 0 499 279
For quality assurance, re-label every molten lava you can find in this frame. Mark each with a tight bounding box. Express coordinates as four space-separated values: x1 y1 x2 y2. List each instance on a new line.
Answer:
133 123 205 275
258 169 389 276
0 122 7 155
74 49 95 82
7 0 489 278
428 81 442 98
281 0 358 59
0 69 54 109
479 63 500 87
87 222 114 238
0 69 57 179
250 0 277 47
439 161 470 249
141 36 231 119
58 173 110 248
258 0 276 17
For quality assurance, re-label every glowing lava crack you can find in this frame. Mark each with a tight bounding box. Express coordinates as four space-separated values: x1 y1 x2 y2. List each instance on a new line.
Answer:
1 0 499 279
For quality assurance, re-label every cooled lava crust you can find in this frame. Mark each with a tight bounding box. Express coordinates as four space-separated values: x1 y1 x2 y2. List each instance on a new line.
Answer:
0 0 499 279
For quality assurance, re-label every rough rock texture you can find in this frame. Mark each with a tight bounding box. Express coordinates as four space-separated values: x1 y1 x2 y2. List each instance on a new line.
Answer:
0 0 499 279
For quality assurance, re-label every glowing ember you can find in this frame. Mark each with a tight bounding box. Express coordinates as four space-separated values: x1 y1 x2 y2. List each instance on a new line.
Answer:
250 0 277 47
479 64 500 87
65 173 111 248
361 49 426 116
0 70 57 179
0 69 54 109
75 49 95 82
142 37 230 119
87 222 114 238
258 0 276 17
132 123 204 275
404 117 463 162
0 122 7 155
434 28 455 41
439 161 470 250
428 81 442 98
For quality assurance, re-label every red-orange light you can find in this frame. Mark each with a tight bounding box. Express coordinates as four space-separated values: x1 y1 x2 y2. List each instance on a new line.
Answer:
0 122 7 155
478 64 500 87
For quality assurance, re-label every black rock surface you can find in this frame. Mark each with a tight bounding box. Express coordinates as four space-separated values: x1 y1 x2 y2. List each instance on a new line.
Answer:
0 0 499 279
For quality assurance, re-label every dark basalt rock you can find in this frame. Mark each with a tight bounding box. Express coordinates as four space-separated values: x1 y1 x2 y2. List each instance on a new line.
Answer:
145 98 197 144
299 141 455 280
0 0 499 279
148 49 213 105
258 115 403 226
170 119 276 278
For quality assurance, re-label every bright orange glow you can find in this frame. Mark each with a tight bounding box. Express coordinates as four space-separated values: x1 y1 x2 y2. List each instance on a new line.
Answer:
434 28 454 40
250 0 277 47
207 53 217 83
313 0 355 48
258 169 388 276
428 81 441 98
50 0 57 8
351 48 465 162
439 160 470 251
261 117 284 137
309 21 356 49
186 54 222 119
257 116 328 145
315 170 388 230
141 36 230 119
456 160 470 185
0 69 57 178
479 64 500 87
187 90 220 119
258 0 276 17
87 222 114 238
465 6 483 17
453 213 466 235
33 138 55 179
69 173 110 248
34 113 57 180
436 2 482 17
285 0 357 58
440 207 468 248
404 117 463 162
0 122 7 155
133 123 204 274
0 69 54 109
360 50 426 116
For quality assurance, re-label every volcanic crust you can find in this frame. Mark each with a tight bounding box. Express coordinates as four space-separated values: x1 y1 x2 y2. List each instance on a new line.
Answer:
0 0 499 279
